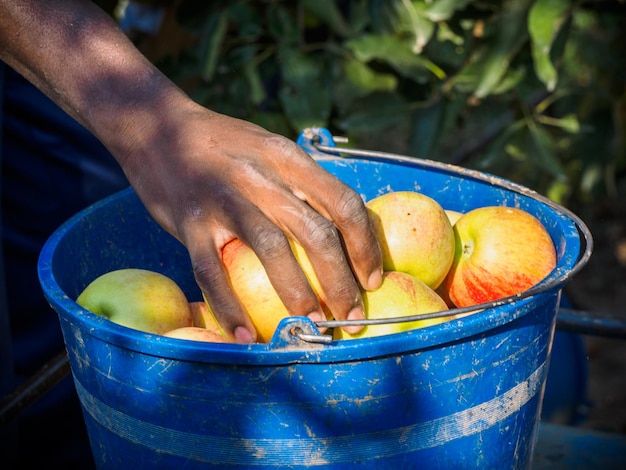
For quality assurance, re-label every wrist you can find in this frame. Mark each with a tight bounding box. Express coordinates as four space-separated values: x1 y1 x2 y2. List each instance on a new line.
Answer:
85 67 192 168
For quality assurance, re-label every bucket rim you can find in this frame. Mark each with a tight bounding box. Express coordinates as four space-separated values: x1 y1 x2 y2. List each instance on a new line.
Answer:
38 152 592 366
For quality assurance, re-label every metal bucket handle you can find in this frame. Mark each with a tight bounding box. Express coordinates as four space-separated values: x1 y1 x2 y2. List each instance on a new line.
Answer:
286 127 595 346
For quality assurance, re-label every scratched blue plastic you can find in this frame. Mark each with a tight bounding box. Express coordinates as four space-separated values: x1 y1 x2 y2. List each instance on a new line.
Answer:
38 129 584 469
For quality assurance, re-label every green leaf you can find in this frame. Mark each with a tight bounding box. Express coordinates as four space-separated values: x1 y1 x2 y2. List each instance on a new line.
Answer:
436 21 465 46
336 92 410 133
243 62 266 106
224 44 257 68
546 179 571 205
301 0 354 37
279 47 322 88
267 5 299 46
537 113 581 134
477 120 527 171
348 0 371 34
526 121 566 179
368 0 403 34
398 1 435 54
216 44 267 106
580 163 603 195
425 0 474 22
457 0 532 98
528 0 572 91
490 66 526 95
408 97 447 158
227 2 264 40
346 34 446 80
200 11 228 81
279 85 332 132
278 48 332 131
342 58 398 94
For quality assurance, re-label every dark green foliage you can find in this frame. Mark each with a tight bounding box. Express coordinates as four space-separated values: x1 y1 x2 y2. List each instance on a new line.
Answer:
135 0 626 204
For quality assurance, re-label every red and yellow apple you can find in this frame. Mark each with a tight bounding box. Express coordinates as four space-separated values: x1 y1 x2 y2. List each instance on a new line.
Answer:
440 206 557 307
221 238 332 343
76 268 193 335
366 191 455 289
334 271 452 340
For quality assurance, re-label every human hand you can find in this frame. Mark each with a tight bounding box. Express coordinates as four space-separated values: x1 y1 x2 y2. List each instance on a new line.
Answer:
0 0 382 343
117 101 383 343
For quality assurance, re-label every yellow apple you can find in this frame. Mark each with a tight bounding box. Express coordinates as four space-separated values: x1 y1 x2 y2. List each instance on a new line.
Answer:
163 326 230 343
366 191 455 289
221 238 332 343
190 300 223 332
76 268 193 335
334 271 453 340
445 209 464 226
440 206 557 308
289 239 326 302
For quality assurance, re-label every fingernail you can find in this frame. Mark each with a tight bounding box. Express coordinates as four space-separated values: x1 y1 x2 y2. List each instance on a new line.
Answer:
348 307 365 321
367 268 383 290
234 326 254 344
344 307 366 334
307 311 324 323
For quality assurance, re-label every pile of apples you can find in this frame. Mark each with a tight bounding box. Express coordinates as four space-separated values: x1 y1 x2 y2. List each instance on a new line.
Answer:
76 191 557 344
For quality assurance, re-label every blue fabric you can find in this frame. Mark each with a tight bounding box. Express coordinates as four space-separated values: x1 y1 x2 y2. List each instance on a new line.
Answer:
1 63 129 469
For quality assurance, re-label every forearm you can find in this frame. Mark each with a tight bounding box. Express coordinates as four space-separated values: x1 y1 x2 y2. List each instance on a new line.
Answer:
0 0 187 166
0 0 383 342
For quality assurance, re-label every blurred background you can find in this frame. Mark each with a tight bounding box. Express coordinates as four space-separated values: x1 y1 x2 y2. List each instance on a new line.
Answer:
106 0 625 433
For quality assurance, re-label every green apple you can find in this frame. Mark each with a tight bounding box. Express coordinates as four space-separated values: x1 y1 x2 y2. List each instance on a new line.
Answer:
76 268 193 334
440 206 557 308
334 271 453 340
366 191 455 289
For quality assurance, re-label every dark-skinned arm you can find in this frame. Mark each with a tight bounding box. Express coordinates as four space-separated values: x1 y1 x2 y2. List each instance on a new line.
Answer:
0 0 383 343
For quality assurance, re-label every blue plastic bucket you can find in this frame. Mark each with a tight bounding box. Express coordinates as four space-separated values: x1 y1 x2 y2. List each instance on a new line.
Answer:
38 129 591 469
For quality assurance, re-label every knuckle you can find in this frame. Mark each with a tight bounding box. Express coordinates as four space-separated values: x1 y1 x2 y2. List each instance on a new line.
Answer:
248 225 291 260
332 188 368 227
262 134 301 158
183 199 204 222
302 214 340 252
192 255 224 287
330 279 358 301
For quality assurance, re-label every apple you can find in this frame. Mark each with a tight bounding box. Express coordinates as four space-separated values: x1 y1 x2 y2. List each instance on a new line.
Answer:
221 238 332 343
76 268 193 335
366 191 455 289
445 209 464 226
435 283 456 309
289 239 326 301
190 300 223 333
440 206 557 307
163 326 230 343
333 271 453 340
